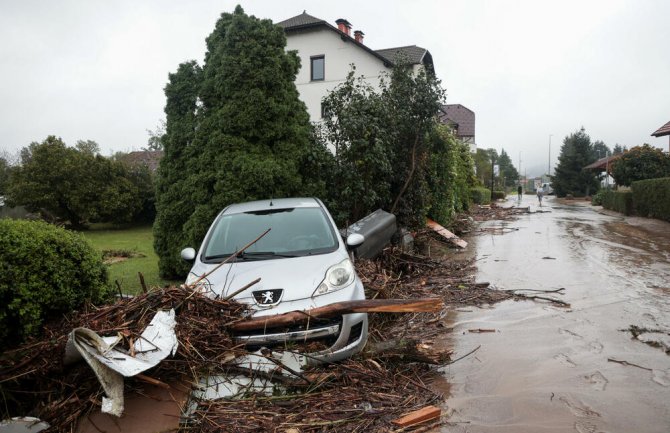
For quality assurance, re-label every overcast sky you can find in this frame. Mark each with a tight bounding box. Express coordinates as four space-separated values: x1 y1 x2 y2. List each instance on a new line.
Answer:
1 0 668 176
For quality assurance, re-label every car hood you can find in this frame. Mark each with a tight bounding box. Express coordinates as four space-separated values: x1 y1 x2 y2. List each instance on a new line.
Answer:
189 253 342 303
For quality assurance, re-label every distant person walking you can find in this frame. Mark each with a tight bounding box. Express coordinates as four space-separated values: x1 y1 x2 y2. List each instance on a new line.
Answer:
517 185 523 202
537 186 544 206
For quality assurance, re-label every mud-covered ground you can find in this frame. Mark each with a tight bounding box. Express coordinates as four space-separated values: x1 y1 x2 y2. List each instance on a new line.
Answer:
441 195 670 433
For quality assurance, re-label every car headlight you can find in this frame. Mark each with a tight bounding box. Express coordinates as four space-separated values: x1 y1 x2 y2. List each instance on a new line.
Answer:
186 272 213 294
313 259 355 297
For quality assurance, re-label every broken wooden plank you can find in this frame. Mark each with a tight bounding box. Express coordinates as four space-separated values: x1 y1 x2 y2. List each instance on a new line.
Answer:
229 298 444 332
426 218 467 248
392 405 441 427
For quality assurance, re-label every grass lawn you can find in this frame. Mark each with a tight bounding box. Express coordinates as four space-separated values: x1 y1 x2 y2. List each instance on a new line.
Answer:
81 224 181 295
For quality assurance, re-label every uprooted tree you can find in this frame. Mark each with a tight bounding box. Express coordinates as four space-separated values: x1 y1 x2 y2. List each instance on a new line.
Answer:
154 6 328 278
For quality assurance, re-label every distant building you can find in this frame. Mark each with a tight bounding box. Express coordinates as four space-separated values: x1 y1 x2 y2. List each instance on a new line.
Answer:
651 120 670 152
118 151 163 172
438 104 476 152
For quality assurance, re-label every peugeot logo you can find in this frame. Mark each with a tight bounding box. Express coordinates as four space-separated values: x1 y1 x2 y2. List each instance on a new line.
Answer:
252 289 283 307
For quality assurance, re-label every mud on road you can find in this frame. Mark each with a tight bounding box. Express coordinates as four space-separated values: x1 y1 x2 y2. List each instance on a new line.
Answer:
442 196 670 433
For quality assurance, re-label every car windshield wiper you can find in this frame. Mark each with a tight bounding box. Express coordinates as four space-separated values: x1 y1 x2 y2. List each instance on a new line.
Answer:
204 253 234 260
237 251 300 260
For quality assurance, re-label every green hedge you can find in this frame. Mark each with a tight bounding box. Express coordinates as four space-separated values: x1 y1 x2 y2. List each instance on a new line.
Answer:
470 187 491 205
0 220 110 348
491 190 506 200
600 190 633 215
632 177 670 222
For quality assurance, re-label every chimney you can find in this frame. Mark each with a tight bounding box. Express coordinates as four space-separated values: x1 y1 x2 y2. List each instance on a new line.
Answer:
335 18 352 36
354 30 365 44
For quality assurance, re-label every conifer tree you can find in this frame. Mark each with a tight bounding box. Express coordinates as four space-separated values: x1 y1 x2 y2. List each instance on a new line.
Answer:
154 6 322 278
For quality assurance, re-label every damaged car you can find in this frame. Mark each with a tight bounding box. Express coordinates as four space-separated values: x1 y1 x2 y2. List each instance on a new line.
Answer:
180 197 369 363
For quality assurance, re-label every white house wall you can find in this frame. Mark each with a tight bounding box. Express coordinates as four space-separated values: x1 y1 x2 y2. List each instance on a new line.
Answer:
286 29 391 122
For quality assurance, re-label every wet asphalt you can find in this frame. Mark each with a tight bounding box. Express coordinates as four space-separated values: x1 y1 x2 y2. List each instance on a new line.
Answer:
441 195 670 433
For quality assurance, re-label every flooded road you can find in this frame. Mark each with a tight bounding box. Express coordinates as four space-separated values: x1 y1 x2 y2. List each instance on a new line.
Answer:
442 196 670 432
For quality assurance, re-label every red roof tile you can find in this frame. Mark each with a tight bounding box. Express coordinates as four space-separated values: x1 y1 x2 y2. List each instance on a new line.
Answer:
651 120 670 137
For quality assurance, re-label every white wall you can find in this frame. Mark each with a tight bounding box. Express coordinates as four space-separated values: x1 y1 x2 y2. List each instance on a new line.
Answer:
286 29 391 121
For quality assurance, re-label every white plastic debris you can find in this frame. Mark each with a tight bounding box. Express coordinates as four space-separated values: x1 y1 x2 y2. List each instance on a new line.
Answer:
0 417 49 433
63 309 178 416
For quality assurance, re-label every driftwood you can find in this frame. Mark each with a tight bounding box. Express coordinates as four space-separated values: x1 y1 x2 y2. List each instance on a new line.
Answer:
363 338 452 365
392 405 441 427
426 218 468 248
229 298 444 332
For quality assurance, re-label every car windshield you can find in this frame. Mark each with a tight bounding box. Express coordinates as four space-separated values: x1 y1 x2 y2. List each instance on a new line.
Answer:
203 207 338 261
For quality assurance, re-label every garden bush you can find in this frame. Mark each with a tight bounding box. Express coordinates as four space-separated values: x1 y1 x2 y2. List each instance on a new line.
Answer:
631 177 670 222
470 187 491 205
599 190 633 215
591 189 606 206
0 219 110 348
492 190 506 200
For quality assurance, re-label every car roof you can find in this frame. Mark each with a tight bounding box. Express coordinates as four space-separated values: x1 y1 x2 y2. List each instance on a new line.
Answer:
223 197 322 214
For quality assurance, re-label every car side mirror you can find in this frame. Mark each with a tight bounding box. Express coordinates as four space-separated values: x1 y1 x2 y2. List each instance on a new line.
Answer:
180 247 196 261
346 233 365 250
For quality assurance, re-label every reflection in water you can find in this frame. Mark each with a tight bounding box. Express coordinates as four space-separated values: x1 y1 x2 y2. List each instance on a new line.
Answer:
442 196 670 433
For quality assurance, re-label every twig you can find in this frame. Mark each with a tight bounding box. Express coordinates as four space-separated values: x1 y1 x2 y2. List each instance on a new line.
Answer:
138 272 148 293
222 278 261 301
445 345 481 365
607 358 653 371
185 228 271 291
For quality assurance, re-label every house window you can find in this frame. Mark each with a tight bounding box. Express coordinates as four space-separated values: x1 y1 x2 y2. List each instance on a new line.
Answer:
311 56 325 81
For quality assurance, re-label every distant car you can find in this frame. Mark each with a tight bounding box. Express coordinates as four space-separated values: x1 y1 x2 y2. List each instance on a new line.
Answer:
541 183 554 195
181 197 369 363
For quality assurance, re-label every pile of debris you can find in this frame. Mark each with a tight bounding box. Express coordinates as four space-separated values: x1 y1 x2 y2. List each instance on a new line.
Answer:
0 286 249 431
1 271 449 432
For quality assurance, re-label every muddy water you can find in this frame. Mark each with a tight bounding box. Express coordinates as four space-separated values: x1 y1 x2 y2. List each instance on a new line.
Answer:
442 196 670 432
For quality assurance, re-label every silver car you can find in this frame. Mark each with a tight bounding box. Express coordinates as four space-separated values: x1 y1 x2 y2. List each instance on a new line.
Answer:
181 197 368 363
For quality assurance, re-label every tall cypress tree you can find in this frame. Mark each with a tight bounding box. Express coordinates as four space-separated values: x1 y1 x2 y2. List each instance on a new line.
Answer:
154 6 321 278
552 127 599 197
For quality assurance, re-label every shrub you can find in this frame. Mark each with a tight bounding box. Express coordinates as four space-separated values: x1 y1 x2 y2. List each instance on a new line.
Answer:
632 177 670 222
591 190 606 206
0 220 110 348
600 190 633 215
470 187 491 205
492 190 506 200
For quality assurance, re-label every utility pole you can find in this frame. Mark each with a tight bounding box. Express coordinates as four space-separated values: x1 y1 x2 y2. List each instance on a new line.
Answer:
548 134 553 176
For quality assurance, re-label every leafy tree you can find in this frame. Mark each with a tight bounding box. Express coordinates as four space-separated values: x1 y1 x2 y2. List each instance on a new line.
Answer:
154 6 324 278
382 62 445 227
75 139 101 155
426 124 475 225
319 70 391 224
473 148 498 188
6 136 143 227
551 127 600 197
0 157 10 195
145 120 166 151
320 63 445 228
591 140 610 160
611 143 670 187
497 149 519 188
612 144 627 155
